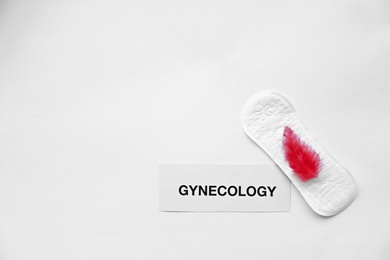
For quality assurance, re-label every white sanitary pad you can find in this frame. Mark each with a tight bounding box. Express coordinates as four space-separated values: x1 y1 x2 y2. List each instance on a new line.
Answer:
241 91 357 216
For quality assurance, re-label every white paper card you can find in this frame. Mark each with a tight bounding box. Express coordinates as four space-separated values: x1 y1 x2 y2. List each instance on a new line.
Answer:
159 163 291 212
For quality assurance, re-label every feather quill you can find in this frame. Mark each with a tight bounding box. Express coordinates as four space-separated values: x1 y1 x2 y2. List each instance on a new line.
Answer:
282 126 321 182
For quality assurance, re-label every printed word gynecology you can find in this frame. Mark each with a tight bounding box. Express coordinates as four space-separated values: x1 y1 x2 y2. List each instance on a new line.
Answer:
178 185 277 197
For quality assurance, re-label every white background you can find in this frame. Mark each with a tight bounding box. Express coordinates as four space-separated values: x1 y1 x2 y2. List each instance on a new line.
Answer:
0 0 389 259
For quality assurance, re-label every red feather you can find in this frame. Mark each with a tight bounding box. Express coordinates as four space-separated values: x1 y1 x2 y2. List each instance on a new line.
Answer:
282 126 321 182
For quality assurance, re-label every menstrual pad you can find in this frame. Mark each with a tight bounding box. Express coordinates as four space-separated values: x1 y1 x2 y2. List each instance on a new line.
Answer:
241 91 357 216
